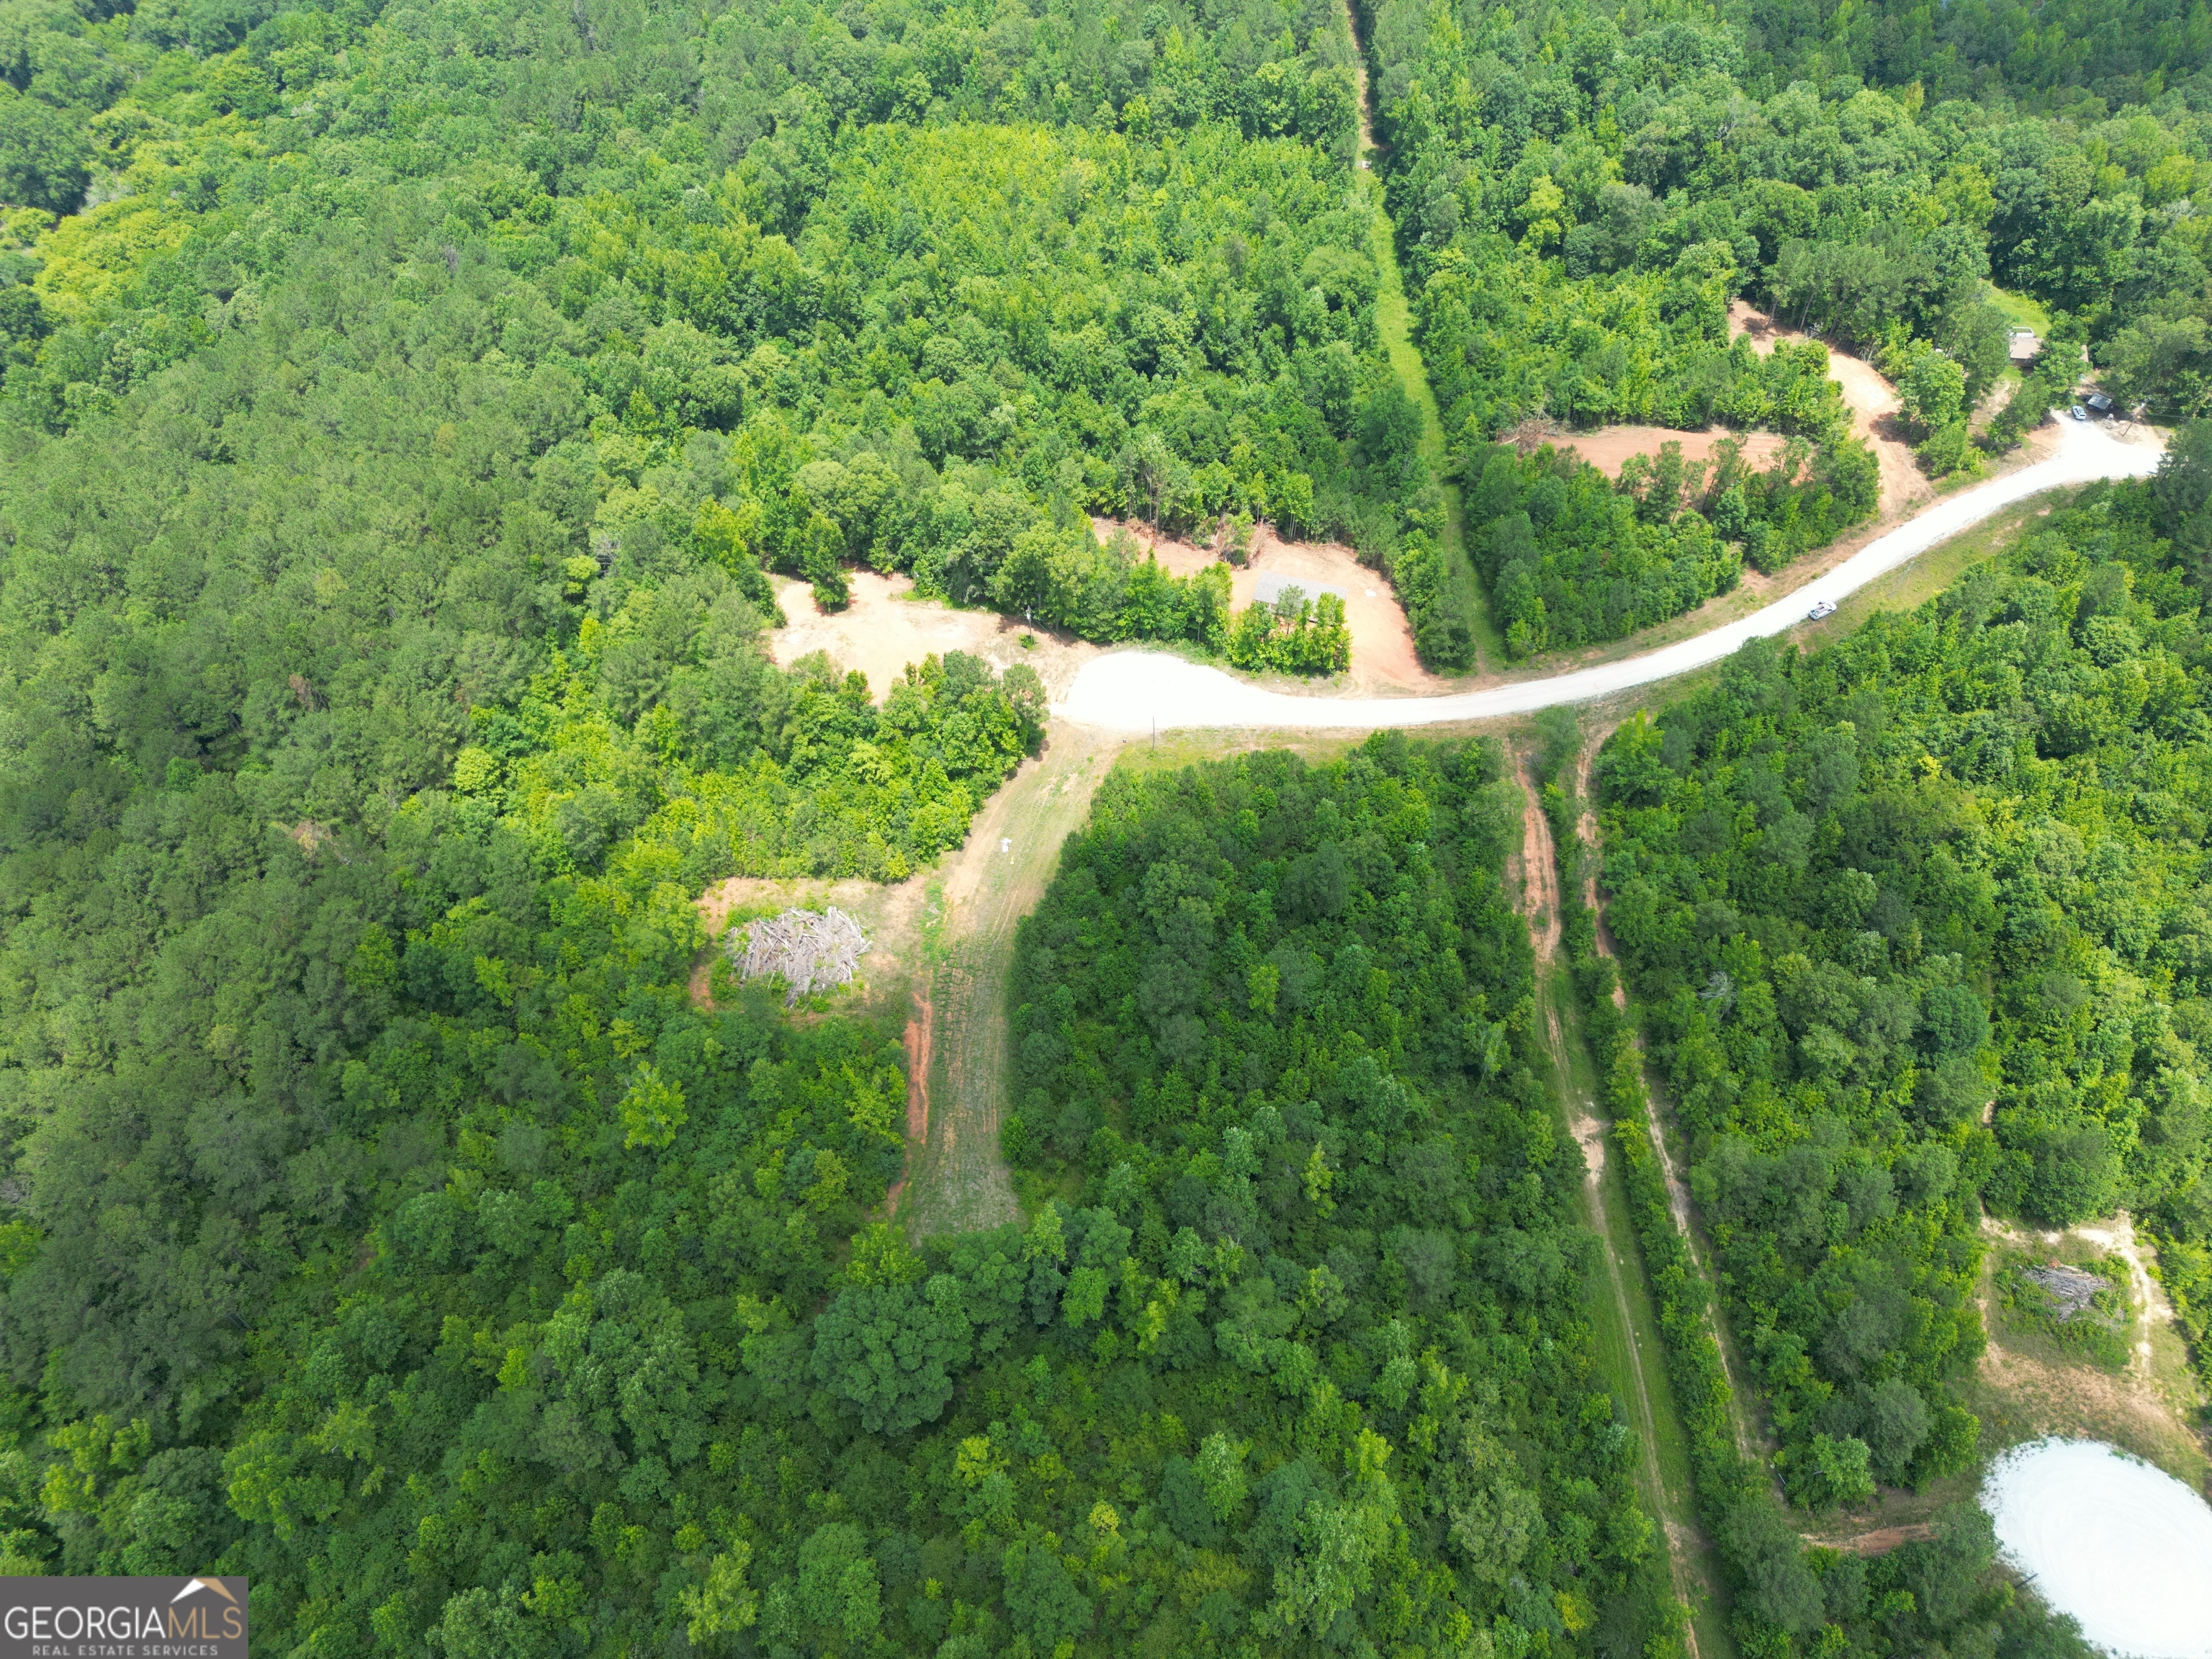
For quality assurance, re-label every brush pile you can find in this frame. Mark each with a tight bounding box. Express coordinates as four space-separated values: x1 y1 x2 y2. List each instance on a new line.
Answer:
2021 1263 2105 1321
727 907 868 1004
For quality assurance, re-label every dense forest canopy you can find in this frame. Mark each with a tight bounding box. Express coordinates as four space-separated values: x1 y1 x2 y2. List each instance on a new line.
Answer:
0 0 1480 664
1003 738 1667 1652
1732 0 2212 112
0 0 2205 1653
1367 0 2212 421
1595 433 2212 1529
0 0 1444 1640
997 729 2123 1659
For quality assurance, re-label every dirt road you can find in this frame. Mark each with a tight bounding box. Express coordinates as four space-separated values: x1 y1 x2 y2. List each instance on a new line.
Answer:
1512 749 1728 1658
1572 745 1772 1467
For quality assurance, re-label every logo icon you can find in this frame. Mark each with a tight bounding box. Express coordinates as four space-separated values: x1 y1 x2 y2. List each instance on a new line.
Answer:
170 1578 239 1605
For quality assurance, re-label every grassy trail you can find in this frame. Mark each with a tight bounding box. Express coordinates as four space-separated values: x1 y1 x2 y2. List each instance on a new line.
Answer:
1513 751 1735 1656
1572 746 1776 1472
1340 1 1498 672
899 731 1120 1236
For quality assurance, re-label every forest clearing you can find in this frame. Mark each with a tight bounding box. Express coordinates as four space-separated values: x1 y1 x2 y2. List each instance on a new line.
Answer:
1551 425 1791 482
1967 1213 2210 1491
1103 515 1440 692
895 732 1120 1238
767 572 1101 703
1057 412 2162 732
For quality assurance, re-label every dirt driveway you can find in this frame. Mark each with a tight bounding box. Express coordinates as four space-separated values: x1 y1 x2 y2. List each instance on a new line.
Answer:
1730 300 1930 520
896 729 1122 1236
1095 516 1439 695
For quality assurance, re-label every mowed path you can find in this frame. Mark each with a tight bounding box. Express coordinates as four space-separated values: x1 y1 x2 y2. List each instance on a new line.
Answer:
1509 751 1730 1656
897 729 1119 1236
1341 0 1493 670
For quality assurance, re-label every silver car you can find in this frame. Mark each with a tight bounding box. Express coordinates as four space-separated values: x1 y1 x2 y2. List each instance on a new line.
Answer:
1807 599 1836 621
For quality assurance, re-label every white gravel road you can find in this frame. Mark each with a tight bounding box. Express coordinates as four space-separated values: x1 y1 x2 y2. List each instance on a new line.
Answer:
1058 419 2164 732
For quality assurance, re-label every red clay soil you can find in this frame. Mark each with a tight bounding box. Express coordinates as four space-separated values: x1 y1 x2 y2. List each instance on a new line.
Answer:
886 987 935 1217
1527 307 1927 522
1730 300 1930 520
1552 424 1790 480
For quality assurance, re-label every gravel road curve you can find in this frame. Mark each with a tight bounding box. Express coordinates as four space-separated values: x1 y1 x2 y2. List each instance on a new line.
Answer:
1058 419 2163 733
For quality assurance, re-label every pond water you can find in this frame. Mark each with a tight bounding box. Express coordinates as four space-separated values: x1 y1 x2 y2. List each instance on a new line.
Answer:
1982 1439 2212 1658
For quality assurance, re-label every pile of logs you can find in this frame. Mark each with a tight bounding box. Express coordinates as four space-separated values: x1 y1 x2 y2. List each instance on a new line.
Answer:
2021 1262 2105 1320
727 907 868 1004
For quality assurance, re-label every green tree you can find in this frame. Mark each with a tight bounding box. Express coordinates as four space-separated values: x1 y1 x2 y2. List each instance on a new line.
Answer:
1000 1532 1091 1648
2153 420 2212 563
1193 1431 1249 1524
796 1524 881 1641
680 1542 760 1647
808 1277 972 1433
1899 351 1968 436
620 1064 688 1150
0 89 87 212
426 1587 547 1659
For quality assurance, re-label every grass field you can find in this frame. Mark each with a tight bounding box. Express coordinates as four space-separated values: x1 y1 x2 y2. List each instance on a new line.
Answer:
1984 282 2054 337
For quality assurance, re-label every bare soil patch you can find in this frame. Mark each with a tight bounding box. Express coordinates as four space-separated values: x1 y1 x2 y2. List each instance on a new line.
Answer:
884 984 933 1217
1089 516 1222 580
1971 1341 2208 1488
1552 424 1790 480
1818 1524 1937 1558
1729 300 1929 521
768 572 1100 703
1511 752 1563 965
1093 517 1439 695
